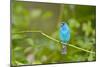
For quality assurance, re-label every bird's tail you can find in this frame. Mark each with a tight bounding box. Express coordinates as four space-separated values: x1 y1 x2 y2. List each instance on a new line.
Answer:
61 44 67 55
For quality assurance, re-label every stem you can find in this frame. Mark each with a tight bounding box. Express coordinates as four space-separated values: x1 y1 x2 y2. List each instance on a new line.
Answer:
12 31 95 54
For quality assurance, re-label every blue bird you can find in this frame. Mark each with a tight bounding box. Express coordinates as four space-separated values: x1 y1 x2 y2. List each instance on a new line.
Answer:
59 22 70 55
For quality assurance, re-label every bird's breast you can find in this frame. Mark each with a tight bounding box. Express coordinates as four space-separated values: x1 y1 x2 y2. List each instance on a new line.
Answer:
60 29 70 41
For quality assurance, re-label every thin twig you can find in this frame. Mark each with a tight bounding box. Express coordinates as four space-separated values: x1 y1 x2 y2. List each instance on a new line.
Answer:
12 31 95 54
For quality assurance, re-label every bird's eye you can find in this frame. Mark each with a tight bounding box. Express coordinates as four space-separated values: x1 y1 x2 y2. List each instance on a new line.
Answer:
61 23 64 27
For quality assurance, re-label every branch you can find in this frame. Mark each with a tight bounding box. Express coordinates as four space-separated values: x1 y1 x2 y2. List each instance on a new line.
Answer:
12 31 95 54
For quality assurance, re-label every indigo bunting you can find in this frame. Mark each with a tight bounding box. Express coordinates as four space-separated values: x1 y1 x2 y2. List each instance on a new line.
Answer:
59 22 70 55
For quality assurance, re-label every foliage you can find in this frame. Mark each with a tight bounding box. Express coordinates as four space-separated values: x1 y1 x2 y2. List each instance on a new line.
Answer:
11 1 96 66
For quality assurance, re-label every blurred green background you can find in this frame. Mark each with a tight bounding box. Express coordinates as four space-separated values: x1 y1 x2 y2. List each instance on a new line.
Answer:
11 0 96 66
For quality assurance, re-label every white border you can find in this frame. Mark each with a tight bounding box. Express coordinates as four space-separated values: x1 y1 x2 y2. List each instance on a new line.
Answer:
0 0 98 67
0 0 10 67
20 0 96 6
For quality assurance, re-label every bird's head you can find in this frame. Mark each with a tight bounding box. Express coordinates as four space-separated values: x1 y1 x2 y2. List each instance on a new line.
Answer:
60 22 70 31
61 22 65 27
